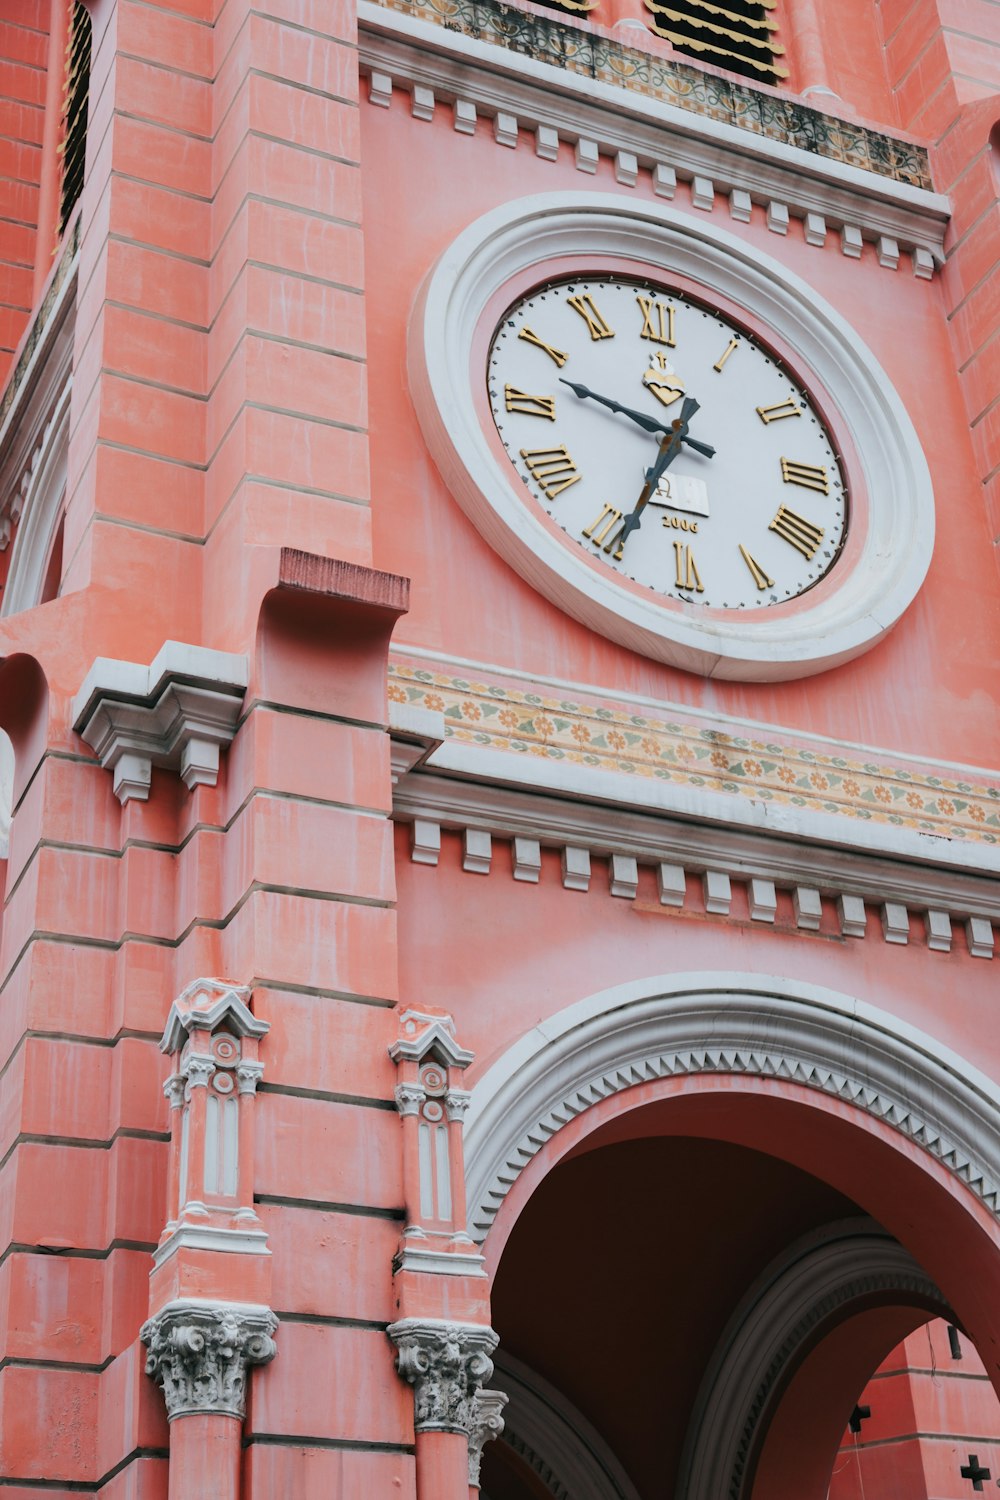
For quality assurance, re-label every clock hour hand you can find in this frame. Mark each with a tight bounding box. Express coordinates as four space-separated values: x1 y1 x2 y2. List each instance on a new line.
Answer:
559 379 666 437
560 378 716 459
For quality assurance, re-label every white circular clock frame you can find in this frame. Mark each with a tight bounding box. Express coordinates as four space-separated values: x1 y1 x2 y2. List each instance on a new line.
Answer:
408 193 934 681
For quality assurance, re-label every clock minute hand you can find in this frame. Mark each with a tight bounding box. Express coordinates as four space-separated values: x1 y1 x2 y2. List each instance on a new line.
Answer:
618 396 705 547
559 379 666 437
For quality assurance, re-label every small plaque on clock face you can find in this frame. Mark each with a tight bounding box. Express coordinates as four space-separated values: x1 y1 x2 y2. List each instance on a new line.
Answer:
487 276 848 611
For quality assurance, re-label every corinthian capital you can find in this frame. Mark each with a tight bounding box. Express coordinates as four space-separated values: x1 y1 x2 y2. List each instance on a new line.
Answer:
388 1317 499 1435
468 1388 509 1488
141 1300 278 1420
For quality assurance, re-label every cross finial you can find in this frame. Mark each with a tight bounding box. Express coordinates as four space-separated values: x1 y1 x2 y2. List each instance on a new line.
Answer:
960 1454 991 1491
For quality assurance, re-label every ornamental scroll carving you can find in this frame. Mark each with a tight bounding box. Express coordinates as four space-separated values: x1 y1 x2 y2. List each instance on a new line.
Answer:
469 1388 509 1488
388 1317 499 1435
141 1300 278 1420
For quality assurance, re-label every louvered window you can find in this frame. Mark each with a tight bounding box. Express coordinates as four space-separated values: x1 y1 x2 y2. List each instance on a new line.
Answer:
644 0 788 84
58 1 92 234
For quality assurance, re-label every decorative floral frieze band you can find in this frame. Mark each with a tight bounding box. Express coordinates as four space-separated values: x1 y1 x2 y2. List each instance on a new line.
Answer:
141 1300 278 1421
388 1317 499 1434
368 0 931 190
388 661 1000 847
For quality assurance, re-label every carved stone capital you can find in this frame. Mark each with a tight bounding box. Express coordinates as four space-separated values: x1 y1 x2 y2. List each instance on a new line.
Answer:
163 1072 186 1109
235 1059 265 1096
388 1317 498 1435
183 1053 216 1088
445 1088 472 1123
140 1300 278 1421
469 1388 508 1488
395 1081 426 1118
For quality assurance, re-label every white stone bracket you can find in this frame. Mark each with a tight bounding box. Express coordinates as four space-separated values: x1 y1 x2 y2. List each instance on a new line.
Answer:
72 641 248 804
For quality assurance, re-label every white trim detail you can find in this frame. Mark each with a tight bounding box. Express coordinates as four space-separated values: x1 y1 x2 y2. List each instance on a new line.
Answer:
679 1218 950 1500
359 6 948 263
463 974 1000 1242
408 193 935 680
393 771 1000 937
493 1349 643 1500
72 641 248 804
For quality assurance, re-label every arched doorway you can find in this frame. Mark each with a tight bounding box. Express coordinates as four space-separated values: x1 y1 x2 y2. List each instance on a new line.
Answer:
467 976 1000 1498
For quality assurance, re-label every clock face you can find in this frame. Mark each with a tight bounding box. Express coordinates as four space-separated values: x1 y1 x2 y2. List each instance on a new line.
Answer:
487 276 848 611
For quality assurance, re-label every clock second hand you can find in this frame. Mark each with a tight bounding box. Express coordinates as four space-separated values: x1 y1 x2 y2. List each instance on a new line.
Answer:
618 397 707 548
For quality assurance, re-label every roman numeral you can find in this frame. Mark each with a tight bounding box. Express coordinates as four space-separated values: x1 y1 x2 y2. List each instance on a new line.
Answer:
567 293 614 341
520 445 581 500
673 541 704 593
739 544 774 591
769 505 824 559
780 457 830 494
637 296 675 346
581 503 625 559
505 385 556 420
517 326 568 368
757 397 803 424
713 338 739 372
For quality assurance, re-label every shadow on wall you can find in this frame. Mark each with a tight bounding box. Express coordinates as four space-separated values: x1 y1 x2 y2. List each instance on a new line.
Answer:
0 728 11 858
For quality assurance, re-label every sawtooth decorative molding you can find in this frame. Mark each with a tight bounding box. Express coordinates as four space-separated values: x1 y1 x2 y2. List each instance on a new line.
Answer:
469 1388 509 1489
72 641 248 803
679 1218 951 1500
462 975 1000 1242
140 1298 278 1421
388 1317 499 1433
493 1350 643 1500
408 194 935 681
359 2 947 269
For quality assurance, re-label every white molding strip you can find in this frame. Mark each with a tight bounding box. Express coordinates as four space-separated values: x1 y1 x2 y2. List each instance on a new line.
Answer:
678 1218 949 1500
493 1349 642 1500
462 975 1000 1242
358 3 949 266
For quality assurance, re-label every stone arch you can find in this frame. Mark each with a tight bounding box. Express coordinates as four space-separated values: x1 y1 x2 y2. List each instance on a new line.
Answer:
2 378 70 616
677 1216 952 1500
489 1350 642 1500
463 974 1000 1249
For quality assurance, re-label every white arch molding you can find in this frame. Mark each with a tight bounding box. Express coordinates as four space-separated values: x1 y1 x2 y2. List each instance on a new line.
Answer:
2 378 70 616
463 974 1000 1243
490 1349 642 1500
678 1216 951 1500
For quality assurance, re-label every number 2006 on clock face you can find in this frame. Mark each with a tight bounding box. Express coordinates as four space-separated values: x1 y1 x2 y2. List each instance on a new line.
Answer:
487 275 848 611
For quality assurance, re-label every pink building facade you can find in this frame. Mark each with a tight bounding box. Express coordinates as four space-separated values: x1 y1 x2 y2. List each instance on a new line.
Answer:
0 0 998 1495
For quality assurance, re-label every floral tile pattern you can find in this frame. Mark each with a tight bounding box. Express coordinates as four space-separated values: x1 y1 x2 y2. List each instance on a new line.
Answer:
389 659 1000 846
371 0 933 191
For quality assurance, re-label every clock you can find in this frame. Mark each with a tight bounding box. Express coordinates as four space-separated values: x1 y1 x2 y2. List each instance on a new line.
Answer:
409 194 933 681
487 275 848 611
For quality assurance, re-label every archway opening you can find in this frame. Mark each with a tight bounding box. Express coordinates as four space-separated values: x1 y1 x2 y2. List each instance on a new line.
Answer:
480 1093 1000 1500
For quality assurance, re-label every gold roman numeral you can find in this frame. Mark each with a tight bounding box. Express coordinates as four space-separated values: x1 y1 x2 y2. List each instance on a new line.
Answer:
739 544 774 591
637 296 675 346
673 542 704 593
713 338 739 373
567 293 614 341
582 503 625 559
780 457 830 495
757 397 803 424
505 385 556 420
769 505 824 559
518 326 568 368
520 445 581 500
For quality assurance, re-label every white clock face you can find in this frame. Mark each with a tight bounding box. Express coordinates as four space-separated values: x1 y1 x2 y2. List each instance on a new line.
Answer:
487 276 848 611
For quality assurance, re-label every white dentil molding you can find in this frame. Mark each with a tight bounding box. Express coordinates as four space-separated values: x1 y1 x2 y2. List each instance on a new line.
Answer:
359 6 948 264
462 974 1000 1242
408 193 935 680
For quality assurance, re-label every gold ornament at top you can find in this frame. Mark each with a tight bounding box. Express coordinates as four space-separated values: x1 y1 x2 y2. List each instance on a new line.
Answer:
642 350 686 409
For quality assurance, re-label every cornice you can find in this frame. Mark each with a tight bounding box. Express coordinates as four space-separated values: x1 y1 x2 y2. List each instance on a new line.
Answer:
358 1 948 265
